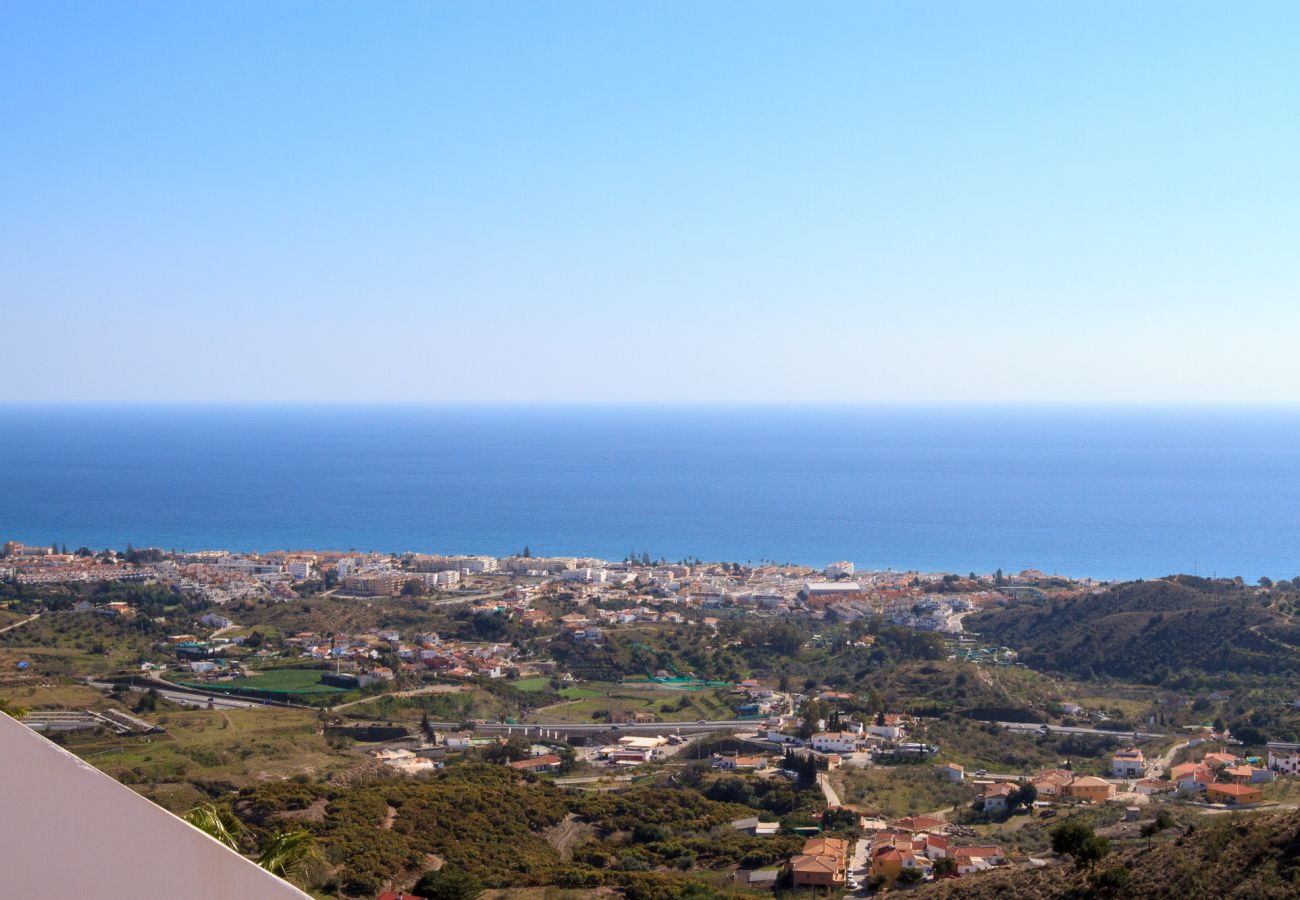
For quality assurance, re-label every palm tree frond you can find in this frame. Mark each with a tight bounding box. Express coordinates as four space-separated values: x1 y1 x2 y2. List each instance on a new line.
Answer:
0 697 29 719
182 803 247 850
256 829 326 884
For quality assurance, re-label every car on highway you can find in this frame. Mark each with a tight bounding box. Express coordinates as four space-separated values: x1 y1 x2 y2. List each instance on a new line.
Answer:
696 719 707 724
975 768 988 776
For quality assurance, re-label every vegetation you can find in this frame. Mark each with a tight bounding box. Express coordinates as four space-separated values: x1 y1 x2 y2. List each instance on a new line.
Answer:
228 766 815 897
175 666 348 698
919 810 1300 899
967 576 1300 686
0 696 29 718
183 801 326 887
835 765 973 818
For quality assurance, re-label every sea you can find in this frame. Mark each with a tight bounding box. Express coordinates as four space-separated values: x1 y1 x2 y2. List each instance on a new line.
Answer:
1 405 1298 582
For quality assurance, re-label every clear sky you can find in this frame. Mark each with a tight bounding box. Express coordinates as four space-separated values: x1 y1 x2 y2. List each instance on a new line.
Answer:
3 2 1297 404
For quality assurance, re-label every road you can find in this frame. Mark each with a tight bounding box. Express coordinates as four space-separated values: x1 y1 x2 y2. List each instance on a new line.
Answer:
0 613 40 635
86 679 262 710
816 772 843 807
431 588 512 608
1149 740 1191 777
993 721 1167 740
422 719 756 737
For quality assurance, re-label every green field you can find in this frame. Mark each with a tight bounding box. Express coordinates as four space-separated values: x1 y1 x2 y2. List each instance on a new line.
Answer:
59 704 358 812
180 667 345 696
526 685 735 723
512 676 551 692
558 685 604 699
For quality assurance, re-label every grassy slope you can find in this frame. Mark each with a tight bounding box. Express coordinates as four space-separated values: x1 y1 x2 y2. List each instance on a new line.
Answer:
967 577 1300 684
524 685 735 724
834 766 975 818
918 809 1300 899
56 704 355 811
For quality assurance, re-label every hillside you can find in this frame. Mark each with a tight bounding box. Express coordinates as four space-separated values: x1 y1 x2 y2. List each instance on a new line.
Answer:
234 765 797 897
966 577 1300 685
859 659 1061 720
917 809 1300 899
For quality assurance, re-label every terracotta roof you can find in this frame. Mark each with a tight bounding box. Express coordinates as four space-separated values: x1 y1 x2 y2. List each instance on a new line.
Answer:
952 846 1005 860
509 753 561 770
1207 782 1258 796
892 815 947 833
791 854 840 873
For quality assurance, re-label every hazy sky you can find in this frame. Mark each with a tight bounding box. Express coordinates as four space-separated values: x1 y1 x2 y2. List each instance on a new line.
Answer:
3 2 1298 404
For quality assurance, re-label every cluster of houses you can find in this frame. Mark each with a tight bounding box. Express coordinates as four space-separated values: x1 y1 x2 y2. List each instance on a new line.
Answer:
4 537 1090 626
780 813 1008 889
866 817 1006 884
748 711 935 767
963 744 1281 815
294 629 547 681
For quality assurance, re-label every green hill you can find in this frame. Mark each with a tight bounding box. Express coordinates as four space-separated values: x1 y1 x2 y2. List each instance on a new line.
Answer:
966 577 1300 685
917 809 1300 899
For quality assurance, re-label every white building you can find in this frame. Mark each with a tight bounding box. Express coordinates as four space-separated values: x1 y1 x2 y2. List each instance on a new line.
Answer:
809 731 860 754
867 723 906 742
1269 748 1300 776
824 561 855 577
1111 747 1148 779
457 556 498 574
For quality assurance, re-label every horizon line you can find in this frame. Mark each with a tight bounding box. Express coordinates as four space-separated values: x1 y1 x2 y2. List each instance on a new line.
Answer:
5 400 1300 411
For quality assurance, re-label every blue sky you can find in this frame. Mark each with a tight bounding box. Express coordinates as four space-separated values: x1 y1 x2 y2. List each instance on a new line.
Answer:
3 2 1297 404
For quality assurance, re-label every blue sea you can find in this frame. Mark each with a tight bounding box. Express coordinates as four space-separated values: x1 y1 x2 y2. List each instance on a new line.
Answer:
0 405 1298 582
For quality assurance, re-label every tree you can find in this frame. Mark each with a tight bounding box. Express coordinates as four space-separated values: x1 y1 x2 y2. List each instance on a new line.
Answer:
135 687 160 713
522 545 532 558
414 868 484 900
898 867 923 884
933 856 957 877
183 803 247 850
256 829 326 885
401 578 425 597
1010 782 1038 811
1141 809 1175 848
0 697 29 719
481 736 531 763
1051 820 1110 869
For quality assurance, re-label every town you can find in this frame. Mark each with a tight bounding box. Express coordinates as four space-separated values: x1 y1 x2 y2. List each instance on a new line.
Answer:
4 539 1300 898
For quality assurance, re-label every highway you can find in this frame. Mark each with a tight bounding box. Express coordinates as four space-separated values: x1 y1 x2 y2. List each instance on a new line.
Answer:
86 679 263 710
80 679 758 730
424 719 757 737
993 721 1167 741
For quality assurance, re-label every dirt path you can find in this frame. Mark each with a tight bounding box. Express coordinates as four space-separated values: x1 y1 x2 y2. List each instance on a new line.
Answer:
542 813 593 860
331 683 466 712
817 773 843 807
1150 740 1190 776
0 613 40 635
